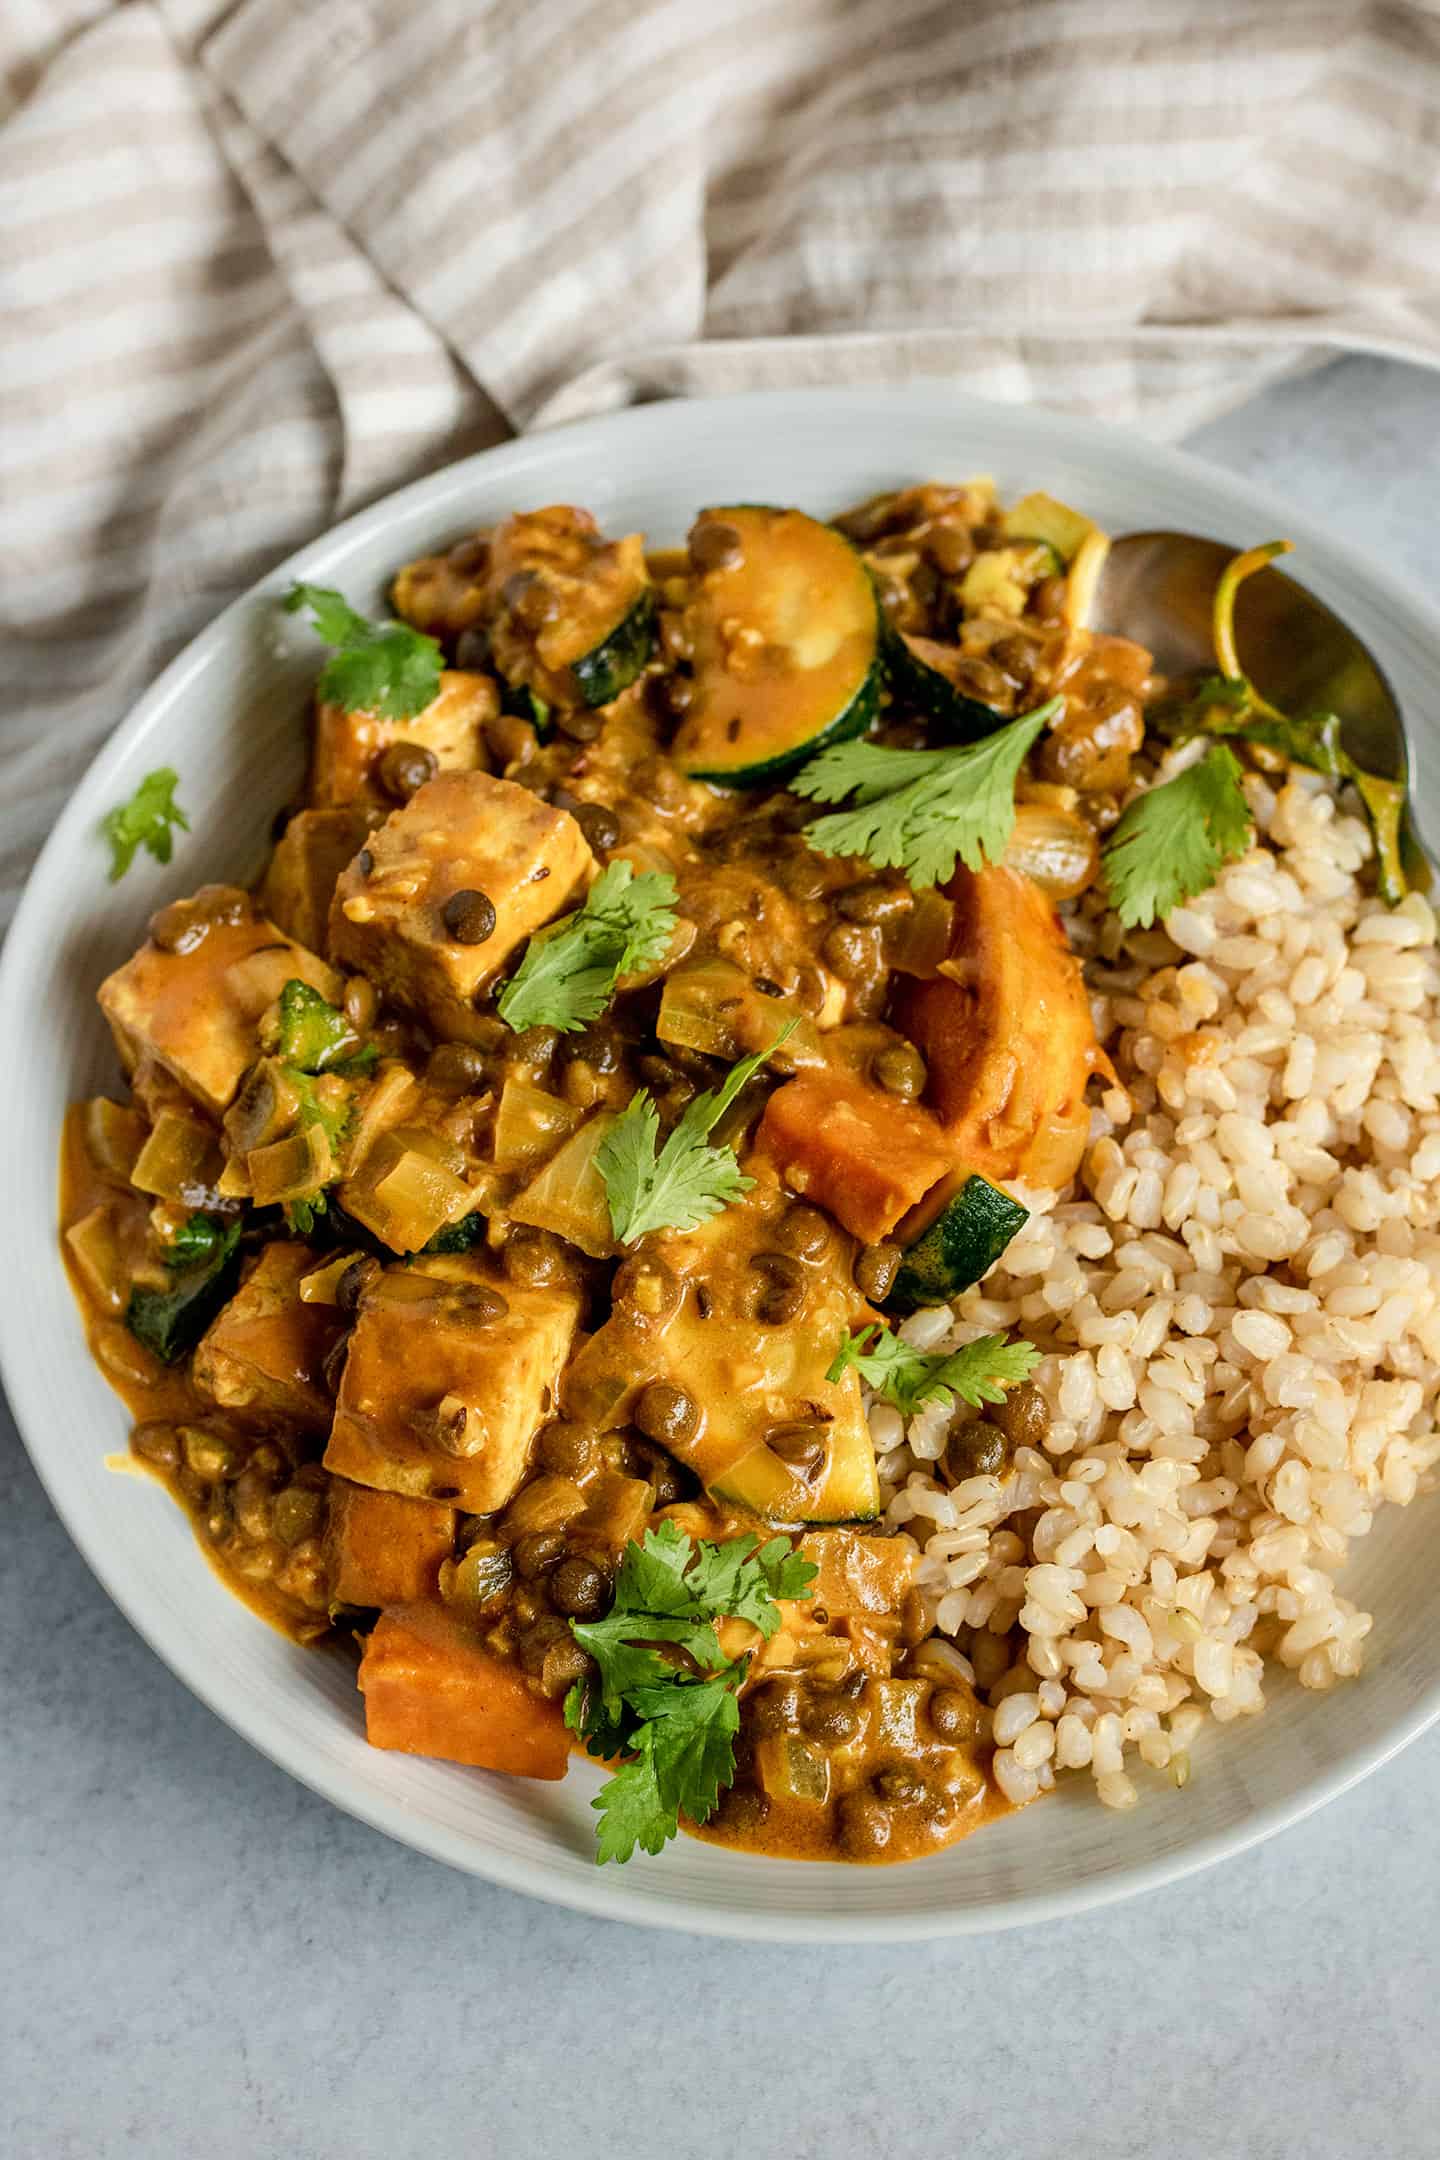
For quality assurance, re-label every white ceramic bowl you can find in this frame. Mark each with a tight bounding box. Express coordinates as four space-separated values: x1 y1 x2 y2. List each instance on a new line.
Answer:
5 389 1438 1941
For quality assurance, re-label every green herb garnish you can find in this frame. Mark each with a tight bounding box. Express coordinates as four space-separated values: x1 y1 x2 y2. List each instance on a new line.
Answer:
828 1321 1040 1418
1100 744 1253 929
565 1523 817 1864
285 582 443 720
497 860 679 1035
596 1025 794 1245
790 698 1061 888
102 768 190 882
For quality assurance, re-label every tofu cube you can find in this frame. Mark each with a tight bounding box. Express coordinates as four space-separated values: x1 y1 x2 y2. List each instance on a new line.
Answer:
329 771 589 1039
325 1254 581 1513
324 1480 456 1607
309 670 498 808
99 892 344 1117
192 1243 344 1429
261 805 381 956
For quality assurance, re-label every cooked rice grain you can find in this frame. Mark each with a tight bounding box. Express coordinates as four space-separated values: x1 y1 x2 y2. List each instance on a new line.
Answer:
877 774 1440 1808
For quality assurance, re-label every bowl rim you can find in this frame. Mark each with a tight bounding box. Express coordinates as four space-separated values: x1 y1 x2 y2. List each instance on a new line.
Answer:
6 383 1440 1941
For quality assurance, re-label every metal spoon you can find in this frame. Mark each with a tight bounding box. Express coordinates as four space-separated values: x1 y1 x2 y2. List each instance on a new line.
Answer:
1093 530 1427 870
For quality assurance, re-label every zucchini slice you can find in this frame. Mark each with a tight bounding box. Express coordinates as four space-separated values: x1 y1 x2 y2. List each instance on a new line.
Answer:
887 1173 1029 1313
1001 491 1110 629
486 508 656 710
708 1415 880 1528
671 507 883 786
886 631 1005 745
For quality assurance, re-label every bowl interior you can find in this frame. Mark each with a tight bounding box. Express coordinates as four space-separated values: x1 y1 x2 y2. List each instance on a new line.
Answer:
6 388 1439 1939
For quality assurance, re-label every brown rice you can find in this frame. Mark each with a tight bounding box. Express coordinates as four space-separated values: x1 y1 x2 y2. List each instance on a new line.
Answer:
874 763 1440 1810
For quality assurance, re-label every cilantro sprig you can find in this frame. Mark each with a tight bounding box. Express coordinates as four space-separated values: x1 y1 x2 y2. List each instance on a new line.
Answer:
565 1523 817 1864
1100 744 1253 929
285 581 443 720
596 1023 794 1245
790 698 1061 888
828 1321 1040 1418
102 768 190 881
496 861 678 1034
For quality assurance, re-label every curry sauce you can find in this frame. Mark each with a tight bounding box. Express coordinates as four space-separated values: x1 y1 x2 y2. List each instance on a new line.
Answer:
60 483 1149 1864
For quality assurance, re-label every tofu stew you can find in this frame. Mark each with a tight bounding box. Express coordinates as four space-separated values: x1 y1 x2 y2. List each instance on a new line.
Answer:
63 488 1434 1864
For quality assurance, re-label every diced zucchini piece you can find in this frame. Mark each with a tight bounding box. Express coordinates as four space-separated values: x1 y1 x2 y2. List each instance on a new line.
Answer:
562 1182 879 1525
885 631 1005 745
485 508 655 709
325 1255 581 1513
1001 491 1094 562
508 1111 617 1258
1001 491 1110 628
656 959 825 1066
329 771 590 1039
887 1172 1029 1312
123 1221 244 1366
708 1409 880 1527
672 507 882 786
959 542 1062 619
193 1241 343 1429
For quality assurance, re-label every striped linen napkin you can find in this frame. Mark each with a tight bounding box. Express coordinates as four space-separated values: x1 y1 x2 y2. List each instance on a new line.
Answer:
4 0 1440 921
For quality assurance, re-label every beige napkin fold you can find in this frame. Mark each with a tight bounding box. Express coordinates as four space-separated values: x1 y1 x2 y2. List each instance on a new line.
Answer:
4 0 1440 919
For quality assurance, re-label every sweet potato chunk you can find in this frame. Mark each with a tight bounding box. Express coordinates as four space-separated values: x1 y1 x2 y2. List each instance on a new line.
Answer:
754 1069 954 1242
329 771 589 1039
193 1243 343 1429
892 864 1105 1190
309 670 498 808
98 892 343 1118
261 805 381 955
325 1482 455 1607
358 1603 569 1778
325 1254 581 1512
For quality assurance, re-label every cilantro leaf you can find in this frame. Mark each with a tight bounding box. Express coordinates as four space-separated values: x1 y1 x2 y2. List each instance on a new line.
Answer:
1101 744 1252 929
270 978 374 1075
597 1024 794 1244
791 698 1060 888
285 581 443 720
102 767 190 882
496 861 679 1035
591 1727 676 1864
566 1526 817 1864
828 1322 1041 1418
